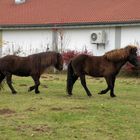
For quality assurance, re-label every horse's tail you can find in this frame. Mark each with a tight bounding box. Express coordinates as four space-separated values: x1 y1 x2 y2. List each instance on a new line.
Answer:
66 60 78 96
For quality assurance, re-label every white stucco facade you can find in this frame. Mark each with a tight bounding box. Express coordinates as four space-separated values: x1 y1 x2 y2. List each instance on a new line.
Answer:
1 25 140 56
121 26 140 47
1 29 52 56
58 27 115 56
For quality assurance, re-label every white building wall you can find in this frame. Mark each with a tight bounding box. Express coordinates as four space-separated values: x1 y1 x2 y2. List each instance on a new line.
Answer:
3 26 140 56
121 26 140 47
2 29 53 56
58 27 115 56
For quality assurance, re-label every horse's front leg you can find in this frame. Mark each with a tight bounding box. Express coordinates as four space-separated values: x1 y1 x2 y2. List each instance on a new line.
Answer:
6 74 17 94
110 76 116 97
99 76 116 97
98 77 110 95
98 87 110 95
34 78 40 94
28 85 35 92
30 75 40 94
80 75 92 97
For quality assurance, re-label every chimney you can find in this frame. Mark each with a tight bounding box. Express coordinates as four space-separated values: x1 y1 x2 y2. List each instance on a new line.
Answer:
15 0 26 4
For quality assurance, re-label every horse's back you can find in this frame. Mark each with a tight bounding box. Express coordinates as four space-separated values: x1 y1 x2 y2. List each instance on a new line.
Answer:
0 55 19 66
0 51 62 76
70 54 90 74
0 55 31 76
71 54 88 65
71 54 109 76
0 55 28 66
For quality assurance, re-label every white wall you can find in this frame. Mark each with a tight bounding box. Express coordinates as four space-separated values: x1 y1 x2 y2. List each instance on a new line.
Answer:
2 29 52 56
121 26 140 47
58 27 115 56
3 26 139 56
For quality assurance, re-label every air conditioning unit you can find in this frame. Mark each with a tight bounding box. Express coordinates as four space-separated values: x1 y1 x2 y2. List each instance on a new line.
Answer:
15 0 26 4
91 31 106 44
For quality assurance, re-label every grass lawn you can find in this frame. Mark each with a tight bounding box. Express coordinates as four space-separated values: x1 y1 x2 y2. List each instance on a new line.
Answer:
0 74 140 140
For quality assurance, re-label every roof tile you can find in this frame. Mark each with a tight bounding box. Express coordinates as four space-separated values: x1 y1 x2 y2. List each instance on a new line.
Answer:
0 0 140 26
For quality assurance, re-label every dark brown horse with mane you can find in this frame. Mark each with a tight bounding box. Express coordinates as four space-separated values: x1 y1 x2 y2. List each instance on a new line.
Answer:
67 45 139 97
0 51 63 94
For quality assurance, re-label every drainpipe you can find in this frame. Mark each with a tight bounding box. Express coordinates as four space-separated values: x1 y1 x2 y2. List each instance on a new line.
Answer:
0 30 2 57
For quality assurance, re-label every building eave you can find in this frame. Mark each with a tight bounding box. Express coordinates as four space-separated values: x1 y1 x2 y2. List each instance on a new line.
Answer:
1 21 140 30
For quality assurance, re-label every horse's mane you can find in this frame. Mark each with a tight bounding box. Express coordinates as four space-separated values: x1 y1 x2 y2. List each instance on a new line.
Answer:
30 51 57 64
104 45 137 62
29 51 58 73
39 51 57 66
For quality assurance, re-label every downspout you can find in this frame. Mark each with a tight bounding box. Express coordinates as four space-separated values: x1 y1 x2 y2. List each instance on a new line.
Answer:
0 30 2 57
115 27 121 49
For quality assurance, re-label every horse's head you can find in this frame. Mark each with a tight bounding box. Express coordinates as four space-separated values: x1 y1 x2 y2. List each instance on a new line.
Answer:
127 45 139 67
54 53 63 71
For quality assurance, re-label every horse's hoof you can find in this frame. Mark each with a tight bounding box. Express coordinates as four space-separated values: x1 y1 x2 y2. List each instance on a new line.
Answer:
28 88 31 92
35 91 40 94
12 91 17 94
88 94 92 97
67 93 72 97
111 94 116 97
98 91 105 95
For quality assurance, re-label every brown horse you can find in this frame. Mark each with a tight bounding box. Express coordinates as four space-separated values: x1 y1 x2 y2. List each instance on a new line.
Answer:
67 45 139 97
0 51 63 94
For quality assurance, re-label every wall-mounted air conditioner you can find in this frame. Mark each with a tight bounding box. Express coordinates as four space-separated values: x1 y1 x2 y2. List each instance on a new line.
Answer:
91 31 106 44
15 0 26 4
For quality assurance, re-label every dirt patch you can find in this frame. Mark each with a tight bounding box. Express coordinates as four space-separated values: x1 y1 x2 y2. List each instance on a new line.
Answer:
41 75 54 79
16 124 51 133
50 107 63 111
71 106 87 110
33 125 51 132
70 106 88 112
41 84 48 88
16 125 32 132
25 107 36 112
41 75 59 81
41 75 48 79
0 108 16 115
19 84 27 87
53 77 59 80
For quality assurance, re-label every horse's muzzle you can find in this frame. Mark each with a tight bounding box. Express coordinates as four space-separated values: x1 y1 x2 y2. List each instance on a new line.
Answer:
58 66 63 71
135 61 140 67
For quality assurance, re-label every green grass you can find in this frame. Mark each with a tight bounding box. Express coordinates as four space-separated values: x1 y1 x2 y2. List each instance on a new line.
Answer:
0 74 140 140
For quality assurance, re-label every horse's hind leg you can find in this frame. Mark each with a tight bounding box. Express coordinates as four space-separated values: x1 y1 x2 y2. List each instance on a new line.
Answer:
0 74 5 83
0 74 5 90
6 74 17 94
67 75 78 96
80 75 92 97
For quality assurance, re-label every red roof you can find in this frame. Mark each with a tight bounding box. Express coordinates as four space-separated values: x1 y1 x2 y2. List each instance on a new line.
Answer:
0 0 140 26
